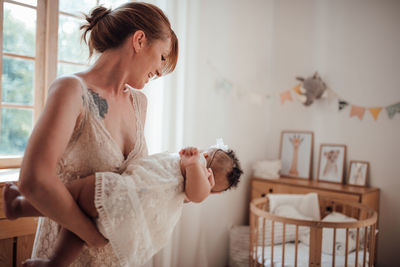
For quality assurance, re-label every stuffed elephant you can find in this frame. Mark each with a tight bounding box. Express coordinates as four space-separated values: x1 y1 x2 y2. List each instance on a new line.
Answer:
296 72 328 106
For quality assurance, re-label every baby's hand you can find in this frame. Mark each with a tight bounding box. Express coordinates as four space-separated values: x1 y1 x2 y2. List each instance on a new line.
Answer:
179 147 200 167
207 168 215 189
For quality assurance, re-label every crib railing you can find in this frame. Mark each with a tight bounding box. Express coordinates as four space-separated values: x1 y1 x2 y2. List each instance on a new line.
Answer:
249 196 378 267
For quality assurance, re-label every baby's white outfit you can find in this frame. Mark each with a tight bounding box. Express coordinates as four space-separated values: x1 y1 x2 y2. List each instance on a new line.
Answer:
94 152 206 267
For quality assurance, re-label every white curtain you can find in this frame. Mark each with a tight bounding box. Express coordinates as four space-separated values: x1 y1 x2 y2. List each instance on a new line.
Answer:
142 1 255 266
142 0 210 266
144 0 185 154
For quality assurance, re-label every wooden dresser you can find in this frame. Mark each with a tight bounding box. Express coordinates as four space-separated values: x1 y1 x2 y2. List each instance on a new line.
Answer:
251 177 380 213
0 182 38 267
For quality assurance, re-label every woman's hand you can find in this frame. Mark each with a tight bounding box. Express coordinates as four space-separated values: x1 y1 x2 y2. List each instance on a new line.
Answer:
207 168 215 189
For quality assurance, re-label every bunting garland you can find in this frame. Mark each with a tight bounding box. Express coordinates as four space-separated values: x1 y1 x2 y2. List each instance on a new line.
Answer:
332 88 400 121
386 103 400 119
207 61 399 121
338 100 349 111
350 105 366 120
369 108 382 121
280 90 293 104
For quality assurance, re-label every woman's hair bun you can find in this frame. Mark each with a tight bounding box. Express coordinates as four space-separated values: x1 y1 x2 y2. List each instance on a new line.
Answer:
79 2 178 73
83 6 111 30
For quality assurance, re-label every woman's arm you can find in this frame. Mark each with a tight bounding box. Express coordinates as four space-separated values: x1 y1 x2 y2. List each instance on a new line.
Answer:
180 147 215 203
19 76 107 247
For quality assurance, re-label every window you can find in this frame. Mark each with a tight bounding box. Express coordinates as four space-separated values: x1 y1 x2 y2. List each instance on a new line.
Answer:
57 1 93 77
57 0 129 76
0 0 130 168
0 0 37 167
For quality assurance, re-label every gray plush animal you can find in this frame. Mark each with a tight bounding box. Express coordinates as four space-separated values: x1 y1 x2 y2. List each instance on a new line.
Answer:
296 72 328 106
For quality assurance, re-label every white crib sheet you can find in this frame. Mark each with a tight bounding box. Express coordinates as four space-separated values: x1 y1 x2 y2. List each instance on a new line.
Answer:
255 243 370 267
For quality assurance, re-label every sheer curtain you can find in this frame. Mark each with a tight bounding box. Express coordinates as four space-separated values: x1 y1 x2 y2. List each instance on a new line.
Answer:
143 0 195 267
143 0 185 154
141 1 210 266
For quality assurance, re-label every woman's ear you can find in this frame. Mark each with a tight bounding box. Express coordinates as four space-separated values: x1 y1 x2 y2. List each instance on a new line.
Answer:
132 30 146 53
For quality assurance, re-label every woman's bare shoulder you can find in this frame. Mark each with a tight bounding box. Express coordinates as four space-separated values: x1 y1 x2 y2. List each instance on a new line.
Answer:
43 75 86 117
48 75 85 98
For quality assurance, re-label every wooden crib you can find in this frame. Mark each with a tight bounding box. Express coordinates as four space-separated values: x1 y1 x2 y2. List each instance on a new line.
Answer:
249 196 378 267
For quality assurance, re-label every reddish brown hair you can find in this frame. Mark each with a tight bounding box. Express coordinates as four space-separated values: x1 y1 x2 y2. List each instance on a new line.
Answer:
81 2 178 74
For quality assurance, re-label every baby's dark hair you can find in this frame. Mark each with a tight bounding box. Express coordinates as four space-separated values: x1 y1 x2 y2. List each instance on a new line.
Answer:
209 149 243 191
224 149 243 190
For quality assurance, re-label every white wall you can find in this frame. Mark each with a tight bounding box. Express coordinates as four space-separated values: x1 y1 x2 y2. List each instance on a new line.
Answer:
178 1 273 266
267 1 400 266
181 0 399 266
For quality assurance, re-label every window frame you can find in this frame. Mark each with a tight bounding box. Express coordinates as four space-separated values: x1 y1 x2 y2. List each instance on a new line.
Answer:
0 0 48 168
1 0 62 168
0 0 131 168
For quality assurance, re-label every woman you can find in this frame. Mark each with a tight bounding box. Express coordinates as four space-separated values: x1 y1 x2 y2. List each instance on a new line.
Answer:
18 2 178 266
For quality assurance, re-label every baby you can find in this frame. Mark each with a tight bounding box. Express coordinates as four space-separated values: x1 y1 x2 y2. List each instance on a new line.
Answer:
3 146 242 267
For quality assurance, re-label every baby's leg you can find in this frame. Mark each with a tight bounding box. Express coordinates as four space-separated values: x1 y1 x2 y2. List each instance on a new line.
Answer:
66 174 98 218
22 228 85 267
3 182 41 219
5 176 100 267
3 175 98 220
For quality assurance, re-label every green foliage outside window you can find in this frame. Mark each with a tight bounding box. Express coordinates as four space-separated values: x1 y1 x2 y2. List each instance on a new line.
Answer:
1 7 35 156
0 108 33 156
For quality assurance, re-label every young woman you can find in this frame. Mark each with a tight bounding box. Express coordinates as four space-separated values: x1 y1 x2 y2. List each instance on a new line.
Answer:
17 2 178 266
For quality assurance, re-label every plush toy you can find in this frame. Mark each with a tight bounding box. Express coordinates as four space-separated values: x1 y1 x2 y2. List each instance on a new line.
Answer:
252 159 281 179
296 72 328 106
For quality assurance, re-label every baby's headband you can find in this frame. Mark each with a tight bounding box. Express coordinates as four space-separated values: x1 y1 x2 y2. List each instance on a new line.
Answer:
210 138 229 152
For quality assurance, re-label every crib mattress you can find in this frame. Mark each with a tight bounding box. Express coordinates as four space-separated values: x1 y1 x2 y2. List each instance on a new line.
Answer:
255 243 370 267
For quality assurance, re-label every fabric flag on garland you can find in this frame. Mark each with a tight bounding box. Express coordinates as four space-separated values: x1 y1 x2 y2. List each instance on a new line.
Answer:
338 100 349 111
280 90 292 104
215 77 233 93
293 84 302 94
350 105 365 120
386 102 400 119
369 108 382 121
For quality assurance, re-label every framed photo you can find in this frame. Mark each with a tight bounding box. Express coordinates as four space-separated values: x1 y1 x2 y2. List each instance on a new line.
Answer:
317 144 346 184
279 130 313 180
347 160 369 187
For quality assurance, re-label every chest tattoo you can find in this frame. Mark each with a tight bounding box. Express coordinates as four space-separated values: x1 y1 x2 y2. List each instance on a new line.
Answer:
89 89 108 119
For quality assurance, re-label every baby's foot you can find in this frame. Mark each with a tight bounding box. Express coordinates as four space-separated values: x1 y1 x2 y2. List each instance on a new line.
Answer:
22 258 51 267
2 182 22 220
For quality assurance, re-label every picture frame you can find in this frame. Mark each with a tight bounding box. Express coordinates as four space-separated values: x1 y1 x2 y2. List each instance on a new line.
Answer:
279 130 314 180
347 160 369 187
317 144 346 184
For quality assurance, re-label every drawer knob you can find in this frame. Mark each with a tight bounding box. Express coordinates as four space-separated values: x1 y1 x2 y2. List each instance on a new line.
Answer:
261 193 266 197
269 188 273 193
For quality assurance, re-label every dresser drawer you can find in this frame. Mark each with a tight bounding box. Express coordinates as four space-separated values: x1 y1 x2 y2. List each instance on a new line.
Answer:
276 184 360 202
0 217 38 239
251 179 360 203
251 180 277 199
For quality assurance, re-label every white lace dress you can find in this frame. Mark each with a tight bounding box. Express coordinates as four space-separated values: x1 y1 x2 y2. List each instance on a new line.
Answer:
95 152 186 267
31 76 148 266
